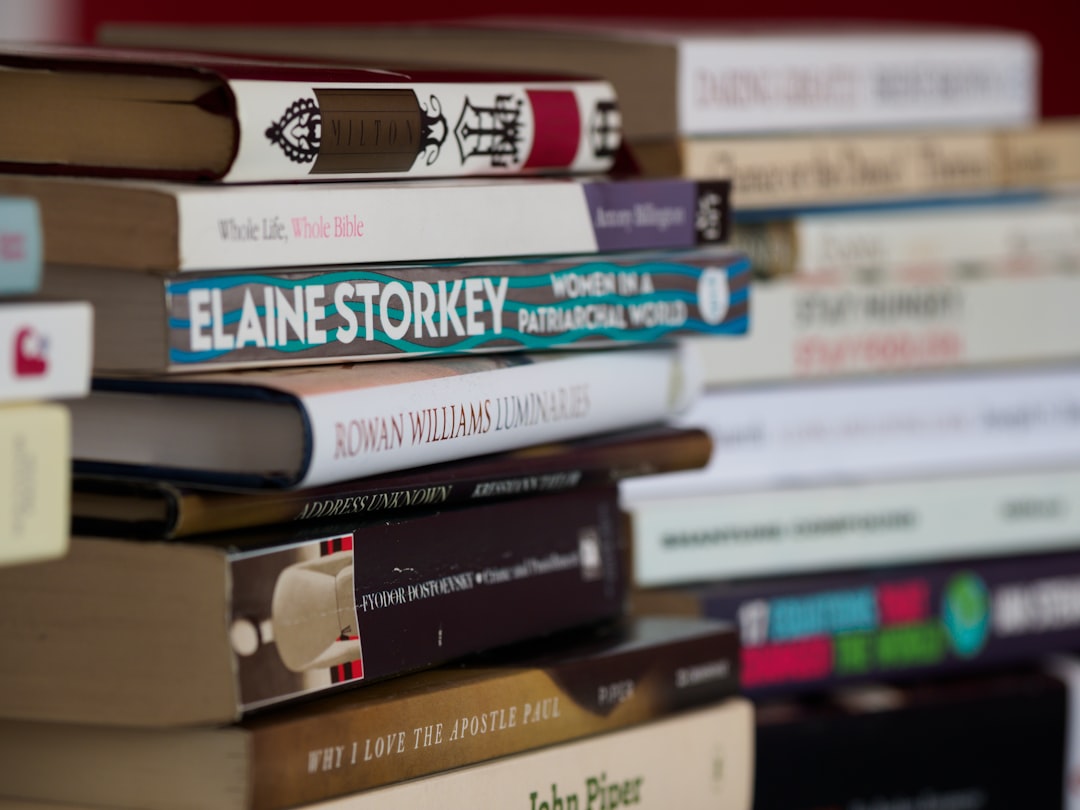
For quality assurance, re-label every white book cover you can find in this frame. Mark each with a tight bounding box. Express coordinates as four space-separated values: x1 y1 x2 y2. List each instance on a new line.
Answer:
628 466 1080 585
0 301 92 403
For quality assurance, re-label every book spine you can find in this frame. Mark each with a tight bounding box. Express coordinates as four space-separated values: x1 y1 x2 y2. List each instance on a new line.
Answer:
754 671 1066 808
0 403 69 567
154 250 748 372
621 363 1080 503
227 78 621 181
79 426 712 539
640 549 1080 695
670 130 1004 210
266 700 753 810
1002 118 1080 188
685 273 1080 386
734 199 1080 278
230 486 628 712
248 623 740 808
1049 655 1080 810
175 178 730 270
627 467 1080 585
0 301 93 403
0 196 42 295
298 346 698 488
676 35 1037 134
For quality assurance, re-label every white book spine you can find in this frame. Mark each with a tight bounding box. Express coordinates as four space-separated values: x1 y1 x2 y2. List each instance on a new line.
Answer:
295 699 753 810
0 301 92 403
176 181 601 270
300 347 699 488
629 467 1080 585
786 201 1080 274
687 273 1080 386
227 79 617 182
677 35 1037 134
621 363 1080 502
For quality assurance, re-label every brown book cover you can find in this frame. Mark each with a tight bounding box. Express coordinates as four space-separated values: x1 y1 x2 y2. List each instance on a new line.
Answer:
0 615 740 810
72 425 712 539
0 485 626 728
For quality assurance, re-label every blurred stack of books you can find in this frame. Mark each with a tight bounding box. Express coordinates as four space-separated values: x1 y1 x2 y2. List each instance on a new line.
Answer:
101 16 1080 809
0 41 752 809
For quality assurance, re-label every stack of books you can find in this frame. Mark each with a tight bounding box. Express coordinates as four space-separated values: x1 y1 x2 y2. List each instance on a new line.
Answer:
0 193 91 567
112 16 1080 807
0 43 754 809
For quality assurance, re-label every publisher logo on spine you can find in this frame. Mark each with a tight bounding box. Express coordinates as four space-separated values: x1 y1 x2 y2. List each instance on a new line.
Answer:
12 326 47 378
942 572 990 658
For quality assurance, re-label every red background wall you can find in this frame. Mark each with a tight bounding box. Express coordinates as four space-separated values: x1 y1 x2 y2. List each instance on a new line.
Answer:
77 0 1079 118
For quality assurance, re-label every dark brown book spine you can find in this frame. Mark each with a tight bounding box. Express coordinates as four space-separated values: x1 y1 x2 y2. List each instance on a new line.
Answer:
229 485 629 712
73 426 712 538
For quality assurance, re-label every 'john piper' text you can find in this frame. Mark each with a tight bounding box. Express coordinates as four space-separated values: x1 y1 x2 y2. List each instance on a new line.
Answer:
530 773 644 810
334 385 591 459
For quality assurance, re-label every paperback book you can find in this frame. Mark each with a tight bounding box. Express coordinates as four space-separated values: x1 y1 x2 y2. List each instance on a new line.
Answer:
0 300 92 403
0 485 626 727
73 424 712 539
0 173 732 271
71 346 701 489
0 43 620 182
0 195 41 295
632 547 1080 696
44 247 749 373
0 402 70 567
0 615 740 810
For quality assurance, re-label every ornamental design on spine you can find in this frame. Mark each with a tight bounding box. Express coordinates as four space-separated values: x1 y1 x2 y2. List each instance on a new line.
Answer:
265 98 322 164
590 100 622 159
418 95 449 166
454 94 524 167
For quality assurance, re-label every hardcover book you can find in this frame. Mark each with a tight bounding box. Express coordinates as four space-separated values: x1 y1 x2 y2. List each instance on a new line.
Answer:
73 424 712 539
754 667 1066 809
0 300 92 403
632 547 1080 696
0 195 41 295
0 43 620 182
0 173 731 271
43 246 749 373
0 402 70 567
100 20 1039 140
0 615 740 810
71 345 700 489
0 485 627 727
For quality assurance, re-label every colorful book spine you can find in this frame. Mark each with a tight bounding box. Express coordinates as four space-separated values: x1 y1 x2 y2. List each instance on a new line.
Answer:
634 549 1080 696
621 362 1080 503
0 196 41 295
684 272 1080 386
0 403 69 567
49 248 749 372
72 425 712 539
0 174 732 271
626 467 1080 585
0 301 92 403
754 668 1066 808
